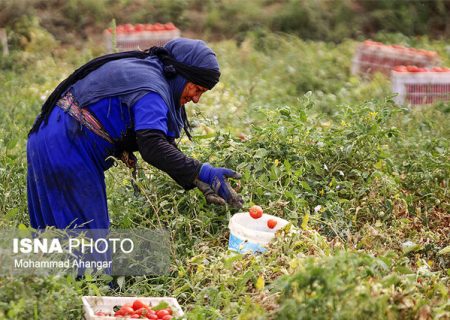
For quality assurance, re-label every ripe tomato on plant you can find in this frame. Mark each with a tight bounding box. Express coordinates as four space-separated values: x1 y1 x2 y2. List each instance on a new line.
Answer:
249 205 263 219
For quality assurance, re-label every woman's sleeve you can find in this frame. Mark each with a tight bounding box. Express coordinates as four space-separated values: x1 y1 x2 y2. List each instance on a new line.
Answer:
134 92 171 134
133 93 201 189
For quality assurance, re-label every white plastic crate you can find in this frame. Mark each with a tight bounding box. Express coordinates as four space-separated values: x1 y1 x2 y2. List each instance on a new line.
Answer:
104 23 180 52
82 296 184 319
352 40 440 76
391 67 450 105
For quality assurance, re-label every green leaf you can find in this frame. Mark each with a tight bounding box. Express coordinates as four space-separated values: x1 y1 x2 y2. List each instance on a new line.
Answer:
438 246 450 255
301 213 309 230
300 181 312 192
89 283 101 296
6 137 18 150
402 241 422 254
284 159 292 174
152 301 169 311
5 208 18 220
254 148 268 158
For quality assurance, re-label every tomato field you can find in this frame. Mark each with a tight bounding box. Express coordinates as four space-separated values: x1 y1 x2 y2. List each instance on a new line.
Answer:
0 18 449 320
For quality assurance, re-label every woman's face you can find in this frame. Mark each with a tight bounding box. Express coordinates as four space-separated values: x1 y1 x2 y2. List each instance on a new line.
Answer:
180 82 208 105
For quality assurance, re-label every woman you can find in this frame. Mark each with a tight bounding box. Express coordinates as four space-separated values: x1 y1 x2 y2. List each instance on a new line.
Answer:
27 38 243 230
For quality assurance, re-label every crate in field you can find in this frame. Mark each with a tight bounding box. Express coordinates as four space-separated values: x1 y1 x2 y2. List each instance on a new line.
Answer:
104 23 180 52
82 296 184 319
391 66 450 106
352 40 440 76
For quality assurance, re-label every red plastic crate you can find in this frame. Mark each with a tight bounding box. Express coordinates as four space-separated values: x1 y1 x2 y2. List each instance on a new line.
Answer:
104 23 180 52
391 66 450 105
352 40 440 76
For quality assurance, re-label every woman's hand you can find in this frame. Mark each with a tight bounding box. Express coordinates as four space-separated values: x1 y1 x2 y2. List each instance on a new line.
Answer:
196 163 243 208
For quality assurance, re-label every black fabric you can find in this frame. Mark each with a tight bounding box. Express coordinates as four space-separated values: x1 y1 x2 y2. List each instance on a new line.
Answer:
136 129 201 190
114 127 139 157
149 47 220 90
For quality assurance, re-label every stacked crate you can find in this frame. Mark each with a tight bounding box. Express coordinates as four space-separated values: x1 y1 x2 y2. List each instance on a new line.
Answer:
104 23 180 52
351 40 440 76
351 40 450 106
391 66 450 106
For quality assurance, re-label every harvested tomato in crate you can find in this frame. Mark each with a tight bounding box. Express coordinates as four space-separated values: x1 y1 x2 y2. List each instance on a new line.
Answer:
391 66 450 106
104 23 180 53
82 296 184 319
352 40 440 76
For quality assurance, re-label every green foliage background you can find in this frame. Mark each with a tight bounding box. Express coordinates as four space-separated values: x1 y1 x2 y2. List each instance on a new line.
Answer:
1 0 450 45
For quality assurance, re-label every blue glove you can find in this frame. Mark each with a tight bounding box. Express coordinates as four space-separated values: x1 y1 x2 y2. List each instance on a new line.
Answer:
198 163 243 208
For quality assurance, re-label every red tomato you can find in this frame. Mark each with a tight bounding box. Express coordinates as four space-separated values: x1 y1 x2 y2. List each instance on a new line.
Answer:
156 309 170 317
406 65 420 72
153 23 164 31
164 23 176 30
393 65 407 72
135 24 145 32
165 308 173 315
267 219 277 229
161 315 172 320
130 314 140 319
133 300 148 311
145 24 155 31
116 25 125 34
120 306 135 316
134 307 150 316
249 205 263 219
146 314 158 320
124 24 134 33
